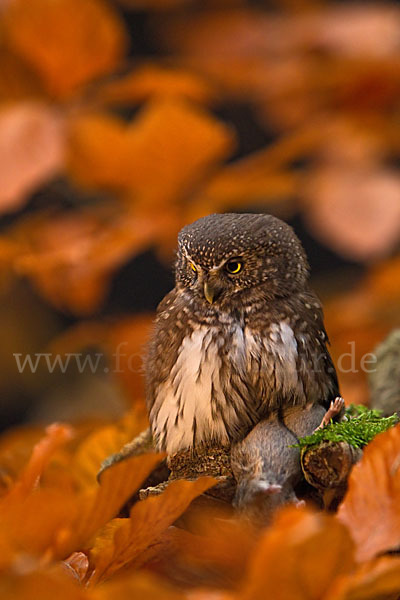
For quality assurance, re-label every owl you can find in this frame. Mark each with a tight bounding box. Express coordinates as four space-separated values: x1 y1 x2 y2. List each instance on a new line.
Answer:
145 213 339 455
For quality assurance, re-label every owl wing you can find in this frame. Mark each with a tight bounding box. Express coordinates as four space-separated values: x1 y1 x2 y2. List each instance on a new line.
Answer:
292 290 340 410
144 287 187 414
246 289 339 414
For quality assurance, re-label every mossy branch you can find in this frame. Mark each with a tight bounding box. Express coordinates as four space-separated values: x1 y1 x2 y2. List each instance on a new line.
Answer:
297 405 399 451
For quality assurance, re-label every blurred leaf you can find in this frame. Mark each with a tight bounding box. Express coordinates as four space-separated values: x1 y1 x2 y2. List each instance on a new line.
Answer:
0 49 44 102
94 571 184 600
97 64 215 105
239 506 355 600
338 424 400 562
88 477 216 583
115 0 191 8
4 0 126 98
107 315 154 403
303 166 400 261
6 423 74 500
68 99 234 207
71 411 148 491
0 102 65 214
0 449 163 561
366 257 400 303
326 556 400 600
56 452 164 558
14 210 171 314
0 571 88 600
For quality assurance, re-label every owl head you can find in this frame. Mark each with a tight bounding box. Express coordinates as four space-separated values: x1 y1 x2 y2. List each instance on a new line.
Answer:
176 213 309 305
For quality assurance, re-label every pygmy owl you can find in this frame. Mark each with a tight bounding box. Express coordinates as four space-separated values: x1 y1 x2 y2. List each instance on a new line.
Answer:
145 213 339 455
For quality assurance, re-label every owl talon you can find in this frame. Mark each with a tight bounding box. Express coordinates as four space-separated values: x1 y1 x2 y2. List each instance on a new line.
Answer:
316 397 345 430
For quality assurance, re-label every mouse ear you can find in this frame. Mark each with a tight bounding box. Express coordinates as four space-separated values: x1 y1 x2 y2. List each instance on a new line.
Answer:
256 482 282 495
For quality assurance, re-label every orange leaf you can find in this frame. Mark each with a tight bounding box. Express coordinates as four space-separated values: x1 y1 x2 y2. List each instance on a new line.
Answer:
5 0 126 98
0 452 163 561
303 165 400 261
94 571 185 600
88 477 216 584
239 506 355 600
0 571 88 600
72 411 148 491
5 423 74 501
326 556 400 600
0 102 65 213
68 99 234 207
55 452 164 558
0 49 44 102
14 209 172 314
97 64 215 105
337 424 400 562
115 0 190 8
107 315 154 404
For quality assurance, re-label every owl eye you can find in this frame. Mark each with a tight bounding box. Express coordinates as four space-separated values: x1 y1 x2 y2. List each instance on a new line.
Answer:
225 259 243 274
189 262 197 273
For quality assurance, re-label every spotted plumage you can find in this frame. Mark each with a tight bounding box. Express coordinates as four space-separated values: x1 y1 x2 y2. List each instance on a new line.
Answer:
145 213 339 455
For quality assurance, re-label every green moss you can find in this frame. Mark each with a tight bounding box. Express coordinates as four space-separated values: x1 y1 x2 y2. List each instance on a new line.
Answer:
296 405 398 450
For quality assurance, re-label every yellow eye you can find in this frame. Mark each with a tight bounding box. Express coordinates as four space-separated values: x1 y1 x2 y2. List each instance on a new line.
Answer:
189 262 197 273
226 259 243 274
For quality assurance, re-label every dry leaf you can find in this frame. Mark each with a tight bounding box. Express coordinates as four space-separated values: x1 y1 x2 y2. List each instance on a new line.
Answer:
0 571 88 600
240 506 355 600
97 64 215 105
88 477 216 583
71 411 147 491
107 315 154 403
326 556 400 600
4 0 126 98
3 423 74 503
338 425 400 560
94 571 185 600
56 452 164 558
303 166 400 261
14 209 171 314
0 102 65 213
338 425 400 562
68 99 234 207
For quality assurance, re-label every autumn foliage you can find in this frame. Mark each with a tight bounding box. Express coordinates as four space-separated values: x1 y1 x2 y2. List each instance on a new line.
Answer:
0 0 400 598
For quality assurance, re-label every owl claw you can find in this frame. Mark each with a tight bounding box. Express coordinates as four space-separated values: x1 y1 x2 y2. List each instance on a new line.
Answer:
316 397 345 430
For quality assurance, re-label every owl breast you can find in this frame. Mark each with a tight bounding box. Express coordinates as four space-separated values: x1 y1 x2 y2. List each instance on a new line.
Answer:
150 320 302 455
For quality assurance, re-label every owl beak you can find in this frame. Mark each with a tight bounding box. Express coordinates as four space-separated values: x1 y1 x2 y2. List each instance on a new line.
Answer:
204 279 223 304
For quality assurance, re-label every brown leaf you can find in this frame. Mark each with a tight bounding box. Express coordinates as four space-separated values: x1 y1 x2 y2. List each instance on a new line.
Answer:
97 64 215 105
71 411 148 491
7 423 74 500
55 452 165 558
94 571 185 600
0 102 65 213
0 49 44 102
67 99 234 207
107 315 154 403
326 556 400 600
303 165 400 261
14 209 171 314
239 506 355 600
0 571 88 600
337 424 400 562
88 477 216 584
0 451 163 561
4 0 126 98
115 0 190 8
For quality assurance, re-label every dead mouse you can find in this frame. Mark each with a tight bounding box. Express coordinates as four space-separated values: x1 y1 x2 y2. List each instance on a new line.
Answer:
231 398 344 524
